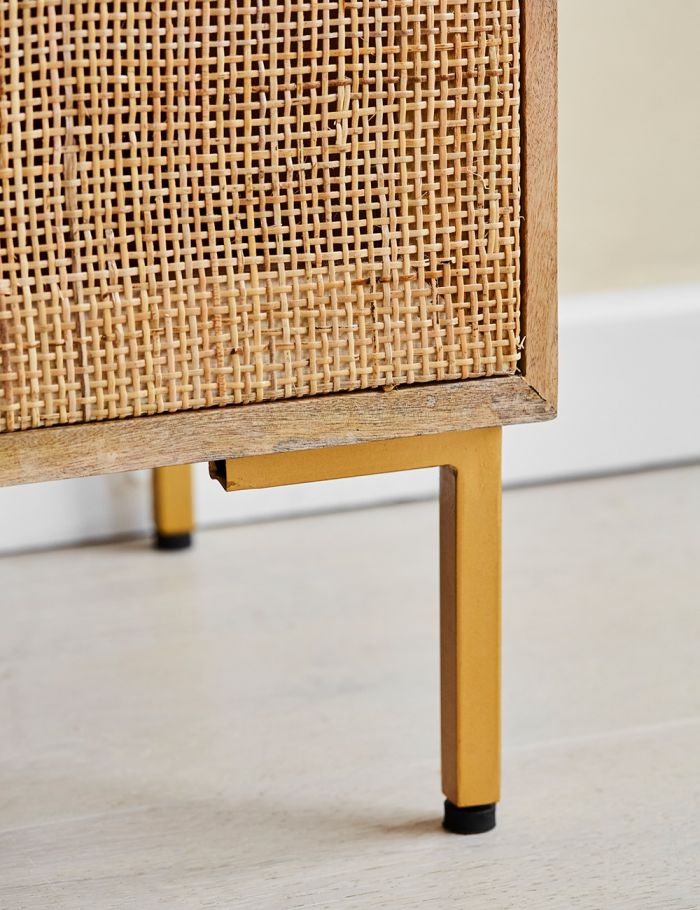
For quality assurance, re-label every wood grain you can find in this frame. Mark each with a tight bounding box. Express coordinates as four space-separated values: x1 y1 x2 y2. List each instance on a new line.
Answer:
521 0 558 409
0 376 549 487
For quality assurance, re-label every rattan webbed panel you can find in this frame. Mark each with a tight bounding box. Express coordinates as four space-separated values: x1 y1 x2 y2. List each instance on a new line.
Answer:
0 0 521 433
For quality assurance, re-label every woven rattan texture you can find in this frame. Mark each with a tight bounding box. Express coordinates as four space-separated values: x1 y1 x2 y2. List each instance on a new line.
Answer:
0 0 520 432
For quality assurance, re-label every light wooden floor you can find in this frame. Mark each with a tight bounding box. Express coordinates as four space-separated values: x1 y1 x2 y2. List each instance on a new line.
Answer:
1 466 699 908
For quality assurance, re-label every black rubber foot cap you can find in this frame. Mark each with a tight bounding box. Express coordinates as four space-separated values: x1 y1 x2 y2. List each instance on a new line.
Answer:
443 801 496 835
154 532 192 551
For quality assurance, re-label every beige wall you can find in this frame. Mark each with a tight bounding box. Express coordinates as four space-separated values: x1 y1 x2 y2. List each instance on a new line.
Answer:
559 0 700 295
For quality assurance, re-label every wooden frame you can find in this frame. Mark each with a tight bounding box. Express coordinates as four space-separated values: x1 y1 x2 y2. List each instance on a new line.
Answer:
0 0 556 488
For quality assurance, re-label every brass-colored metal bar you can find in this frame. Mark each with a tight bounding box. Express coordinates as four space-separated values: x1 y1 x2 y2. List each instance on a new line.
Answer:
210 429 501 810
211 430 494 491
152 464 194 546
439 430 501 807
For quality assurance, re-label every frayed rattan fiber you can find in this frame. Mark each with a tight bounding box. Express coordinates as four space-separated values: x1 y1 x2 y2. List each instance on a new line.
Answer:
0 0 521 433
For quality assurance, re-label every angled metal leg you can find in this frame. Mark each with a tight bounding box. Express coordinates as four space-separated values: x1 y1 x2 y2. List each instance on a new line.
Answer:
209 428 501 833
152 464 194 551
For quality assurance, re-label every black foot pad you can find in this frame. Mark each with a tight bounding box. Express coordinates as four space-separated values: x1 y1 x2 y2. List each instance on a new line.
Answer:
154 532 193 551
443 801 496 835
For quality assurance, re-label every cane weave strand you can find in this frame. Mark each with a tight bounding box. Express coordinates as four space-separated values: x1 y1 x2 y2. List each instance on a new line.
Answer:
0 0 520 433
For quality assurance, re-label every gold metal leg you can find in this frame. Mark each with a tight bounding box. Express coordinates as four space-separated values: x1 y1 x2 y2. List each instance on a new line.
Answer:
152 464 194 550
210 428 501 833
439 430 501 834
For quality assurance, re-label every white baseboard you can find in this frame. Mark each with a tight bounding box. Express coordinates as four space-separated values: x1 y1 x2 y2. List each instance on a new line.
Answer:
1 283 698 554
